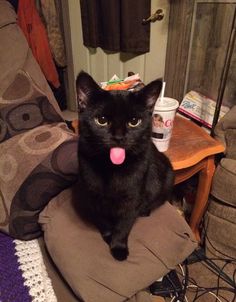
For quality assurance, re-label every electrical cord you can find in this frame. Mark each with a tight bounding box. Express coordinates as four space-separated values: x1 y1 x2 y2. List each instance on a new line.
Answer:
202 258 235 288
187 283 235 301
192 249 236 288
184 296 189 302
180 262 189 301
165 273 180 302
178 258 236 302
215 261 231 302
153 255 235 301
178 264 188 301
178 264 202 301
189 258 236 301
217 294 232 302
201 257 236 262
189 285 224 302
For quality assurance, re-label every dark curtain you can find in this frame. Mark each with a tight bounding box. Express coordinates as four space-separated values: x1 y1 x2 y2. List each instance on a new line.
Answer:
80 0 151 53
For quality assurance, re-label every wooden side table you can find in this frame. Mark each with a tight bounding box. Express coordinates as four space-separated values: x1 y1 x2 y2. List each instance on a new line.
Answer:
165 115 225 241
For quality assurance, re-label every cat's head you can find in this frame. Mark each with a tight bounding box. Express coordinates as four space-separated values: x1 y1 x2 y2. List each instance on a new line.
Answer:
76 71 162 161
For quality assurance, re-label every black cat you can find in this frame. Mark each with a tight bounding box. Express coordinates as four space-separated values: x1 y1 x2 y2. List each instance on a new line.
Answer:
76 71 174 261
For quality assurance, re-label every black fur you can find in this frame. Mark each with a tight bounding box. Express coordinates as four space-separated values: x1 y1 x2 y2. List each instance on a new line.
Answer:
76 71 174 261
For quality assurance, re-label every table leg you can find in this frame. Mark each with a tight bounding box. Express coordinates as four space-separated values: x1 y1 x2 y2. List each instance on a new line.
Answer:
189 156 215 241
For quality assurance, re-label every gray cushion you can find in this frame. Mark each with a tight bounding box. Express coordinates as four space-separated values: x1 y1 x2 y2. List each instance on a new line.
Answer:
211 158 236 207
225 129 236 160
39 188 197 302
214 105 236 147
205 199 236 259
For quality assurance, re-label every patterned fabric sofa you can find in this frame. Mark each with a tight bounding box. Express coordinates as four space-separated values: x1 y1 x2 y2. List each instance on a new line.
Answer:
0 1 79 300
0 1 197 301
0 0 78 240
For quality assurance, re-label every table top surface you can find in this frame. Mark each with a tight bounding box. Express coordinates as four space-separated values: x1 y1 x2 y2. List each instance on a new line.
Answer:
165 115 225 170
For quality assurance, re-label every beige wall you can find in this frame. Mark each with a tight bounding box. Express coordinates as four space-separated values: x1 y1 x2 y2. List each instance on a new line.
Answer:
63 0 170 110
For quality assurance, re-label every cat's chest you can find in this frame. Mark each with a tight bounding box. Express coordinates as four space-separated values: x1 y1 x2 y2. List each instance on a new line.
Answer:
106 169 141 193
107 173 133 191
83 163 144 195
104 172 143 207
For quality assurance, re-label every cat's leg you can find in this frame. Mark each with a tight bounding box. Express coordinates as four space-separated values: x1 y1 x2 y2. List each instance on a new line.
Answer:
138 199 152 217
96 219 113 245
101 229 113 245
139 208 151 217
109 215 136 261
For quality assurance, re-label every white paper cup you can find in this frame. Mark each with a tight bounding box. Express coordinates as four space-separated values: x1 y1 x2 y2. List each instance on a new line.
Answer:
152 97 179 152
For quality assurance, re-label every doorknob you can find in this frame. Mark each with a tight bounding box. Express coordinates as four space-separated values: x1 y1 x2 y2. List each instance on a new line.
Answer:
142 9 164 25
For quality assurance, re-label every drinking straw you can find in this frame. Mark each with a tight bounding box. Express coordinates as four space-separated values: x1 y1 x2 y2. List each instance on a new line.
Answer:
159 81 166 104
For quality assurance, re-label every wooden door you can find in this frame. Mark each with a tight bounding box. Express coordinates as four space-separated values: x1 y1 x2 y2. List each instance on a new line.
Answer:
62 0 170 110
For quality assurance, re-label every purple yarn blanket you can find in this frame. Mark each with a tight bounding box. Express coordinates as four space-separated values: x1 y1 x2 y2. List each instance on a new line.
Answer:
0 232 31 302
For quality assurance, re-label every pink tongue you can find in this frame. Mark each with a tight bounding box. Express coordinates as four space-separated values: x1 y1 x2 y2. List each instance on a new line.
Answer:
110 148 126 165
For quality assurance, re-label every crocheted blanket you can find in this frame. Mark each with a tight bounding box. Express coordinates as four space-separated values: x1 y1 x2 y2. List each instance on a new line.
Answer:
0 232 57 302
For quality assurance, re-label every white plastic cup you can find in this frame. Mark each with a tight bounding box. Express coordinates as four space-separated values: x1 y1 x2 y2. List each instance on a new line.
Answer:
152 97 179 152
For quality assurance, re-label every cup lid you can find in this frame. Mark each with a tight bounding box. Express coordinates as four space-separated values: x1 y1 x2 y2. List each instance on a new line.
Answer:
154 97 179 111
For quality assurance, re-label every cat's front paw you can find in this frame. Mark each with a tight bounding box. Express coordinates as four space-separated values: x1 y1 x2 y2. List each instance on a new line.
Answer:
110 244 129 261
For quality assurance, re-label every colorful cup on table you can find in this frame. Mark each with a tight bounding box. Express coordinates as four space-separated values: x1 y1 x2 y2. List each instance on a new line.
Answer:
152 97 179 152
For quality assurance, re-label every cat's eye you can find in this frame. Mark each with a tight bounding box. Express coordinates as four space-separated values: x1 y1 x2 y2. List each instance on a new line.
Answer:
128 118 142 128
94 116 109 126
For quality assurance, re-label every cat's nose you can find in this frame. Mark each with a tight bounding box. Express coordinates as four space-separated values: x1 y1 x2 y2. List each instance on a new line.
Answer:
113 136 124 144
111 127 126 145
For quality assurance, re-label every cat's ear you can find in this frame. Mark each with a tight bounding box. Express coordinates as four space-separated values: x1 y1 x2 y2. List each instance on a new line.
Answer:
138 79 163 110
76 71 101 110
